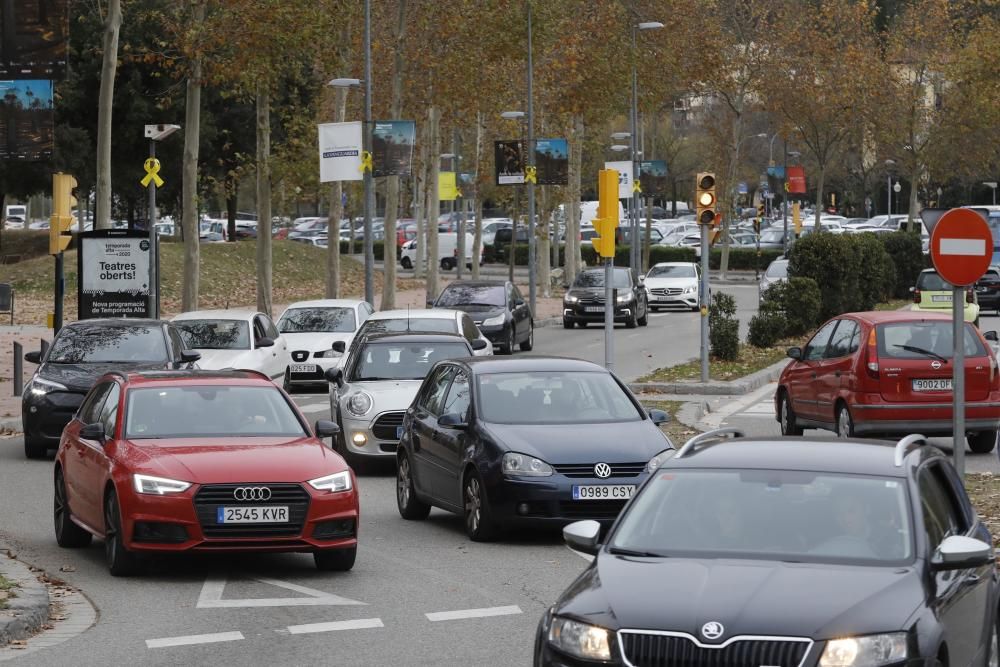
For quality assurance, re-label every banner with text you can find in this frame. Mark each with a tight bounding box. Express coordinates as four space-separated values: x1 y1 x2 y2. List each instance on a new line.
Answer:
787 165 807 194
78 230 152 319
318 121 363 183
439 171 459 201
372 120 415 177
494 140 525 185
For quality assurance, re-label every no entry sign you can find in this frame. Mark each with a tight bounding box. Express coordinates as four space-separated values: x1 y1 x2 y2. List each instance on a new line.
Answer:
930 208 992 286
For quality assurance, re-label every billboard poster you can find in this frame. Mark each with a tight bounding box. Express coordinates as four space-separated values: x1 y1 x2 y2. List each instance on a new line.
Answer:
494 140 524 185
787 165 807 194
78 230 152 319
534 138 568 185
604 161 633 200
0 0 69 78
372 120 414 177
438 171 459 201
318 121 362 183
0 79 52 160
639 160 668 196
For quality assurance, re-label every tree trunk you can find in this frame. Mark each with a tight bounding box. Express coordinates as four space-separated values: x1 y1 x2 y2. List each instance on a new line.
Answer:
539 185 551 297
327 87 348 298
380 0 407 310
255 83 273 316
180 2 204 313
414 122 427 279
565 114 584 284
95 0 122 230
907 167 920 226
720 115 744 278
471 111 483 279
426 106 441 300
814 164 825 230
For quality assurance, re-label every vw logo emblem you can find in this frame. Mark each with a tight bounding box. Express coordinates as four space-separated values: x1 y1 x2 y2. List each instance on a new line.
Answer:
931 360 942 370
234 486 271 502
594 463 612 479
701 621 725 641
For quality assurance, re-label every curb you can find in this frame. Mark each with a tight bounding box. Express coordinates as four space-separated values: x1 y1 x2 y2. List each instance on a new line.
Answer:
629 358 787 396
675 399 710 431
0 418 21 434
0 551 49 647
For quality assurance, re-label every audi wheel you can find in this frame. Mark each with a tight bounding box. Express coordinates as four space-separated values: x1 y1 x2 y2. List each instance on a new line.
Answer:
54 468 92 548
104 489 140 577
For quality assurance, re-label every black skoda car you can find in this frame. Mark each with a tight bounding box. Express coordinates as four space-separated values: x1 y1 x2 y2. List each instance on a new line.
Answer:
562 267 648 329
395 356 673 541
21 319 199 459
535 431 999 666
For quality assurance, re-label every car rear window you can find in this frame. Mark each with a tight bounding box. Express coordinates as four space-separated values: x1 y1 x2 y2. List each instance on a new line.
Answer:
916 272 950 291
878 321 986 359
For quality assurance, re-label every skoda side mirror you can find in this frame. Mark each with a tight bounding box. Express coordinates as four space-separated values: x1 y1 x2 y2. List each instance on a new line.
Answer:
438 413 468 430
931 535 994 571
563 520 601 555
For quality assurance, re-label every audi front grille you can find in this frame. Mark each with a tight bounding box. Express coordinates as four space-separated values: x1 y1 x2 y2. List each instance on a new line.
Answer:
194 483 310 538
371 411 405 441
552 463 646 478
618 631 812 667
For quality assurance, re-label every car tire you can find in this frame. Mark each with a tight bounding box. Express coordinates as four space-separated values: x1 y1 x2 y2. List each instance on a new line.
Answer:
562 318 574 329
441 258 455 271
54 468 92 548
401 256 412 270
463 471 498 542
314 546 356 572
626 309 638 329
104 489 140 577
576 321 588 329
691 305 700 312
519 322 534 351
396 453 431 520
779 392 804 436
24 434 47 460
968 430 998 454
638 304 648 327
502 327 515 355
836 404 856 439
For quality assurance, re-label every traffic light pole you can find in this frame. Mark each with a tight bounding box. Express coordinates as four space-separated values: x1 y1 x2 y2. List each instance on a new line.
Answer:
604 257 614 371
54 252 63 334
148 139 159 318
700 223 709 382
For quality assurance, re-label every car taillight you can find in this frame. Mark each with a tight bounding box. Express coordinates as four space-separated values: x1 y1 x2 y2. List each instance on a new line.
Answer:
912 289 921 304
866 327 879 378
966 288 974 304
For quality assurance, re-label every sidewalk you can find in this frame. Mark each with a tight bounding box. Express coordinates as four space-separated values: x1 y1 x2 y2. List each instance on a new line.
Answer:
0 326 45 428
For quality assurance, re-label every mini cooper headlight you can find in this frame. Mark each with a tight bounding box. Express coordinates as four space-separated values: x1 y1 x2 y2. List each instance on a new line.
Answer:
819 633 908 667
645 449 673 473
133 474 191 495
308 470 352 493
548 616 612 661
347 391 373 417
502 452 553 477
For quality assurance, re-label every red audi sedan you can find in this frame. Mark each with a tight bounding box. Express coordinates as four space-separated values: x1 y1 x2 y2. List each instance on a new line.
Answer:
53 370 358 576
777 311 1000 453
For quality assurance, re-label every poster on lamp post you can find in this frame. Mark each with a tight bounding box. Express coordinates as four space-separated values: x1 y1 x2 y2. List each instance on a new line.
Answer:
604 161 634 199
534 138 568 185
0 79 53 160
639 160 668 196
494 140 525 185
0 0 69 78
78 230 152 319
787 165 807 194
318 121 363 183
372 120 415 177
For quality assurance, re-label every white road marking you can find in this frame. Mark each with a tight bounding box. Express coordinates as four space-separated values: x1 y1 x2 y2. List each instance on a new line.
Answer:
297 403 329 414
146 631 244 649
425 605 523 622
196 575 366 608
940 238 986 255
287 618 384 635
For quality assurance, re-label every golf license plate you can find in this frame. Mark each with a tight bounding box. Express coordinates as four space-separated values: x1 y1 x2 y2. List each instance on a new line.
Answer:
585 306 604 313
216 506 289 524
290 364 317 373
931 294 952 302
572 485 635 500
913 378 952 392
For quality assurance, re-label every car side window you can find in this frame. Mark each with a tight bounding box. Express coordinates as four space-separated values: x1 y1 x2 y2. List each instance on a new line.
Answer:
167 326 185 360
512 285 524 306
441 370 471 420
826 320 859 359
79 382 113 424
262 315 280 339
99 383 121 439
803 320 838 361
919 463 969 552
461 315 480 343
252 317 267 344
848 324 862 354
420 367 455 415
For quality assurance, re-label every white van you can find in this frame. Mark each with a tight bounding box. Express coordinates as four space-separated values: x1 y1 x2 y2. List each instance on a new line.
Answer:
400 232 481 271
578 200 626 226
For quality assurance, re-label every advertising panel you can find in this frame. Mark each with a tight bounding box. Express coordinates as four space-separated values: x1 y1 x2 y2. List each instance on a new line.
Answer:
78 230 152 319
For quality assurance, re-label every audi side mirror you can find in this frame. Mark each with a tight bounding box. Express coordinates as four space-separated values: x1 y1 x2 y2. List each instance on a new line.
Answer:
80 423 105 443
563 520 601 555
256 337 275 348
24 351 41 364
314 420 340 439
787 347 802 360
332 340 346 354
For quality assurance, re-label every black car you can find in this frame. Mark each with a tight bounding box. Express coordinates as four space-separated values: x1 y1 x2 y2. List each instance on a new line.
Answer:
395 356 673 541
536 430 998 667
21 319 200 459
430 280 533 355
492 226 529 261
976 266 1000 312
563 267 649 329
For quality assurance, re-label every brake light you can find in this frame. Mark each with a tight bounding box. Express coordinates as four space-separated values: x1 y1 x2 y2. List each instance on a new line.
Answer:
912 288 921 304
966 288 974 304
866 327 879 378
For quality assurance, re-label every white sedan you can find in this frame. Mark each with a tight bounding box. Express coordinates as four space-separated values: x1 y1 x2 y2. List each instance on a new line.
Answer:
642 262 700 311
171 309 288 382
276 299 374 388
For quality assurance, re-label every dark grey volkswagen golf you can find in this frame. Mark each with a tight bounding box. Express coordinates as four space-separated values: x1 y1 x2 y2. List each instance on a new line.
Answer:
535 431 999 667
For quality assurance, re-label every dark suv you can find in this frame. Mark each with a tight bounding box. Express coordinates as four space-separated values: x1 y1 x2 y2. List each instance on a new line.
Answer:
562 267 648 329
536 430 999 667
976 266 1000 313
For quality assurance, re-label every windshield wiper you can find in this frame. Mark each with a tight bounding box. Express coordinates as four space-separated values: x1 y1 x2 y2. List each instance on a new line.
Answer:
892 344 948 363
607 546 666 558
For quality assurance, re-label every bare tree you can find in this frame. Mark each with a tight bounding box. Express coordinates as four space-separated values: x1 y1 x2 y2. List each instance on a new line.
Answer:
95 0 122 230
380 0 407 310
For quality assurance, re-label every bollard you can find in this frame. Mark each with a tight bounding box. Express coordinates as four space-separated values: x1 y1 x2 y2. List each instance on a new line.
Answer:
13 341 21 397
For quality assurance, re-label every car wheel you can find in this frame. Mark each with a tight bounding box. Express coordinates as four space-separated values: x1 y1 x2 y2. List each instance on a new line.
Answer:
463 471 497 542
576 321 588 329
24 434 47 460
626 309 638 329
54 468 92 548
401 256 412 270
519 322 534 351
104 489 140 577
502 327 515 355
638 303 648 326
779 392 804 436
968 430 998 454
562 318 574 329
314 547 356 571
836 404 855 439
691 304 700 312
397 453 431 520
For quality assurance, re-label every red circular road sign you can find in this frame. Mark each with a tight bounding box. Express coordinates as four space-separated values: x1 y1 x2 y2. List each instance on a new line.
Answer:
930 208 993 286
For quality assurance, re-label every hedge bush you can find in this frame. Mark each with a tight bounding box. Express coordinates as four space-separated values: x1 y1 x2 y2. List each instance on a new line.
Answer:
788 233 861 321
709 291 740 360
749 276 822 348
748 312 785 348
880 231 924 298
850 233 895 310
0 229 75 260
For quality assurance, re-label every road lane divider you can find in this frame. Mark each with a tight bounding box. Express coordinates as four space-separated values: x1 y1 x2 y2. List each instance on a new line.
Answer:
425 605 522 622
146 631 244 649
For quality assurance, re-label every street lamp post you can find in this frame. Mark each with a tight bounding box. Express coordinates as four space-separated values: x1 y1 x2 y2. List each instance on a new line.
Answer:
525 1 536 317
630 21 663 277
361 0 375 306
783 148 801 253
501 110 526 286
884 159 896 218
984 181 998 206
143 123 180 319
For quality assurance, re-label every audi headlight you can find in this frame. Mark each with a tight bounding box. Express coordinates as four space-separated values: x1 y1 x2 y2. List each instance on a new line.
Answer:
346 391 373 417
564 294 579 304
819 633 908 667
548 617 611 661
502 452 553 477
28 376 67 395
133 474 191 495
646 449 673 473
482 314 505 327
308 470 353 493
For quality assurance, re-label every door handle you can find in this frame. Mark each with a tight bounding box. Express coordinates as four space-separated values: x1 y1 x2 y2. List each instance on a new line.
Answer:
834 371 841 377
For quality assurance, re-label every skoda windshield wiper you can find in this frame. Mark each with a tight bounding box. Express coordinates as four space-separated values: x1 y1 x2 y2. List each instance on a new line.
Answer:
607 546 666 558
892 344 948 363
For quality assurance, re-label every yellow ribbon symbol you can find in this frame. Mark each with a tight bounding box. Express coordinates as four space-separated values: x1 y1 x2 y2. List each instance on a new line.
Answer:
359 151 373 173
524 165 537 184
633 181 642 194
140 158 164 188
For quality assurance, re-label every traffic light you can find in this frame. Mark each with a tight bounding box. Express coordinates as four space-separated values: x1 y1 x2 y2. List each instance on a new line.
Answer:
695 173 716 225
50 173 77 255
592 168 619 259
709 214 723 246
754 203 765 233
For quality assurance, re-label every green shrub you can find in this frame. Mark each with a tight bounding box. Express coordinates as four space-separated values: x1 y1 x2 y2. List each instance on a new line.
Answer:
779 277 822 335
788 233 861 320
708 248 785 271
709 291 740 360
850 233 894 309
880 231 924 298
1 229 76 260
748 312 786 348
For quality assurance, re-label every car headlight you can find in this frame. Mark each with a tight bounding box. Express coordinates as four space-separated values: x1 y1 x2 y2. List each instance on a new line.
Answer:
308 470 353 493
133 474 191 495
616 292 632 303
501 452 553 477
646 449 673 473
683 285 697 294
819 633 908 667
314 348 340 359
28 376 68 395
564 294 579 304
346 391 373 417
548 616 612 661
482 314 505 327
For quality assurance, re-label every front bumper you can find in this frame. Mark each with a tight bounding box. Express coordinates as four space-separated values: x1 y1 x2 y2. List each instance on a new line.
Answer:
563 303 634 322
484 473 648 526
22 389 86 446
850 393 1000 435
341 412 401 457
476 323 509 346
646 290 698 308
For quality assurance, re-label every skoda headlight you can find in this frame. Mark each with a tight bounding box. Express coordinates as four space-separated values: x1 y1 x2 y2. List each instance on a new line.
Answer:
347 391 373 417
548 617 611 661
564 294 579 304
502 452 553 477
28 376 67 395
819 633 908 667
133 474 191 495
482 314 505 327
646 449 673 473
308 470 352 493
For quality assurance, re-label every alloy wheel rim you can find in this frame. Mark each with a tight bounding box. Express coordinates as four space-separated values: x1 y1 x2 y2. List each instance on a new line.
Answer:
465 478 480 533
54 474 65 527
398 459 411 507
838 410 850 438
529 327 533 347
105 499 118 563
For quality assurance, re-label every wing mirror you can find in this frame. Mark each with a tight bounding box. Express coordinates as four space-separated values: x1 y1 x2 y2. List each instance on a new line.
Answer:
256 336 275 348
332 340 347 354
514 298 525 307
438 413 468 429
648 409 670 425
470 339 488 351
24 351 41 364
563 520 601 555
181 351 201 363
325 367 344 387
985 331 999 343
314 419 341 439
80 423 105 443
787 346 802 360
931 535 994 571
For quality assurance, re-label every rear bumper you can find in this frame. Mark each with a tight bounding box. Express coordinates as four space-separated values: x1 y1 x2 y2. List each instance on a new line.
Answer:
912 302 980 322
852 397 1000 435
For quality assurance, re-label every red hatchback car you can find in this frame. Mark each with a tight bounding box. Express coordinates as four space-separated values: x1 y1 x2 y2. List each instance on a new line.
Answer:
53 370 358 576
777 311 1000 453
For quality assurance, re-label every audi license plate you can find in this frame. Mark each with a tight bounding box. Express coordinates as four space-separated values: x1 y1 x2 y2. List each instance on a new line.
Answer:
572 485 635 500
913 378 952 392
216 506 289 524
585 306 604 313
931 294 952 302
290 364 317 373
